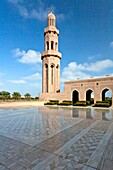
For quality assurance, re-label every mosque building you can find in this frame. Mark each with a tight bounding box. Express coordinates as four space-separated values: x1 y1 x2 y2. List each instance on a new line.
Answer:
39 11 113 107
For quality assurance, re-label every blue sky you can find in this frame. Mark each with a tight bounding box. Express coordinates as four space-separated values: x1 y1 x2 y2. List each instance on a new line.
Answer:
0 0 113 97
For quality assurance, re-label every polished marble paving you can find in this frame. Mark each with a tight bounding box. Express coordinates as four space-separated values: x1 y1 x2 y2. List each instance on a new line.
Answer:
0 106 113 170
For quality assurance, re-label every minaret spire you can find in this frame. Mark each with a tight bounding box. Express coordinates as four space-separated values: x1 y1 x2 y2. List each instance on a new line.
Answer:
41 11 62 93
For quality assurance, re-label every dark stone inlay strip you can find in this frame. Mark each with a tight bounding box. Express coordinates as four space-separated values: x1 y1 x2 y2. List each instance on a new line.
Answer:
85 121 113 169
35 119 95 153
43 121 111 170
97 126 113 170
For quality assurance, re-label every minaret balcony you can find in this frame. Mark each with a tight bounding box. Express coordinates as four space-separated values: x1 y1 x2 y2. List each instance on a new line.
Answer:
41 50 62 59
44 27 59 35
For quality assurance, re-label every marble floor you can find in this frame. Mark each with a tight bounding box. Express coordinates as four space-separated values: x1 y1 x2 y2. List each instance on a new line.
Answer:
0 106 113 170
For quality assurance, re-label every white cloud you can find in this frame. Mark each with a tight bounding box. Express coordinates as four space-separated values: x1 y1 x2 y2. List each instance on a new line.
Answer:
8 80 26 84
68 59 113 72
19 6 65 21
61 67 90 82
61 59 113 82
7 0 64 21
8 72 41 87
56 14 65 21
29 8 51 21
110 41 113 48
12 48 41 64
18 5 29 18
61 62 90 82
24 73 41 80
12 48 25 57
86 59 113 72
17 5 50 20
88 53 101 60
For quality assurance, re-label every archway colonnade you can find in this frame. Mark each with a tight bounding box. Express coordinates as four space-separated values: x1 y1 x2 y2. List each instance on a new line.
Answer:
72 87 112 105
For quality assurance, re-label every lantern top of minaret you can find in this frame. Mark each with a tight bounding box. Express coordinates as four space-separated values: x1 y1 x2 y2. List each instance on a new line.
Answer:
47 8 55 20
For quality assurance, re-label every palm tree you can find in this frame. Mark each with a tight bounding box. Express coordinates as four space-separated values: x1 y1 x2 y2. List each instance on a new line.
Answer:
12 92 21 100
24 93 31 100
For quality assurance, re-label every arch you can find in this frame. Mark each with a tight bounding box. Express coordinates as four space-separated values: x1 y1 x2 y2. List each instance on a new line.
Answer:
56 64 59 86
56 64 59 69
50 19 52 25
45 64 48 92
101 88 112 105
52 19 54 26
45 63 48 68
55 42 58 51
72 90 79 104
47 19 49 26
86 89 94 104
51 41 54 50
51 64 54 85
46 41 49 50
102 88 110 101
50 63 55 67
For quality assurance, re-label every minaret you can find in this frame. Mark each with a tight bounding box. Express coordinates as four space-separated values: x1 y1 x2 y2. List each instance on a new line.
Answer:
41 10 62 93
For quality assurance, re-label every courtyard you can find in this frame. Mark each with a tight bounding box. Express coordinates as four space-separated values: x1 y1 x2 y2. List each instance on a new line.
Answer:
0 106 113 170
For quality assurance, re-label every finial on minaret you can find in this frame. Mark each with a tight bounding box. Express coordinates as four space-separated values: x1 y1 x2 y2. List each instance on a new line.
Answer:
50 8 52 13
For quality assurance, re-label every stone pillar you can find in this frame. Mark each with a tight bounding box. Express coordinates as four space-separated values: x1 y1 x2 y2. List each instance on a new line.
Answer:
79 90 86 101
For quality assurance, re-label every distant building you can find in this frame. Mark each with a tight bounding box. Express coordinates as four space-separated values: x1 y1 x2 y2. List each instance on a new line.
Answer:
39 11 113 107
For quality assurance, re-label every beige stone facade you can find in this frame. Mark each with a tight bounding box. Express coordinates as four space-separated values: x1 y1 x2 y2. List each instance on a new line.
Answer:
39 11 113 107
64 76 113 104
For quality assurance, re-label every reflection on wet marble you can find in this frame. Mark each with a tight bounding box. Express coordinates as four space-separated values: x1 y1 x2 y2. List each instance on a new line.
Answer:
0 106 113 170
0 108 83 145
39 106 113 121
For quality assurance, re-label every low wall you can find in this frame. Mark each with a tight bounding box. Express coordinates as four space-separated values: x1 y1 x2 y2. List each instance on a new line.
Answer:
39 92 71 102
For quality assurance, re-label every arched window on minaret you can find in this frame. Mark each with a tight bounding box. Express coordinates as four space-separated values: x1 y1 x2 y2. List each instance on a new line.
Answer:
51 64 54 84
56 64 59 69
53 19 55 27
51 41 54 50
56 64 59 85
47 19 49 26
55 42 58 51
45 64 48 92
52 19 54 26
50 19 52 26
46 41 49 50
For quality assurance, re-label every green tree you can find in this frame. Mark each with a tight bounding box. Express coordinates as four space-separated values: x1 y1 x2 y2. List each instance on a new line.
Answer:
35 96 39 100
0 92 2 100
12 92 21 100
0 91 11 100
24 93 31 100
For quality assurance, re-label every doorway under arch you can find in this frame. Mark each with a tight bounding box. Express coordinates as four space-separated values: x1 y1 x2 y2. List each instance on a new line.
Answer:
102 88 112 105
86 89 94 104
72 90 79 104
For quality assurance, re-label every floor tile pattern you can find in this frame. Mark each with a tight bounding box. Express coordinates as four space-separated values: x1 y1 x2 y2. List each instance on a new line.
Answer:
35 119 95 153
98 132 113 170
0 108 80 145
45 120 111 170
0 107 113 170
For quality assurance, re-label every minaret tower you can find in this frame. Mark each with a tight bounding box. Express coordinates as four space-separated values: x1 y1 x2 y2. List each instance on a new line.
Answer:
41 10 62 93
